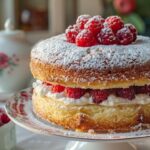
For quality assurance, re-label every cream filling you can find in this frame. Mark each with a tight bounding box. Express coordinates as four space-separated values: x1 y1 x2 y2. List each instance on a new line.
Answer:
33 80 150 106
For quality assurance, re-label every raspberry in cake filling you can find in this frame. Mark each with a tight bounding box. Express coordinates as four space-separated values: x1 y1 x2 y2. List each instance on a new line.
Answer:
33 81 150 106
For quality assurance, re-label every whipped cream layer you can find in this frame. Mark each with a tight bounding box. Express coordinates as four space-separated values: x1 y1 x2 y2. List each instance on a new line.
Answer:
33 80 150 106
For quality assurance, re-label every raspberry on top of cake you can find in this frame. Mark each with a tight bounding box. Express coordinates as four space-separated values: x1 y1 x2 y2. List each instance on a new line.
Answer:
65 15 137 46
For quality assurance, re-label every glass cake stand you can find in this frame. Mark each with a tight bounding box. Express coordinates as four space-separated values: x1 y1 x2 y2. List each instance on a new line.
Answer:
5 88 150 150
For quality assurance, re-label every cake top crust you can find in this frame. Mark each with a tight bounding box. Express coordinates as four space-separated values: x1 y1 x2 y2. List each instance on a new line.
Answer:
31 34 150 71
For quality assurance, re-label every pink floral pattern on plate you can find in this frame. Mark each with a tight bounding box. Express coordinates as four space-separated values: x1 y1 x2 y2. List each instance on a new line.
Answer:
0 52 19 75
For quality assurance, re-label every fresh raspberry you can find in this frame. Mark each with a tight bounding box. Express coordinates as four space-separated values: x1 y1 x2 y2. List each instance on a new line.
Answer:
76 15 91 29
97 27 117 45
135 85 150 94
108 88 116 94
125 24 137 41
76 29 98 47
147 85 150 94
105 16 124 32
51 85 65 93
147 85 150 93
91 89 109 104
65 87 86 99
116 87 135 100
135 86 147 94
65 25 79 43
84 15 104 35
116 26 133 45
0 113 10 124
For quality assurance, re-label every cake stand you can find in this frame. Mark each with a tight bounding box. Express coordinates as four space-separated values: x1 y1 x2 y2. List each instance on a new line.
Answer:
5 88 150 150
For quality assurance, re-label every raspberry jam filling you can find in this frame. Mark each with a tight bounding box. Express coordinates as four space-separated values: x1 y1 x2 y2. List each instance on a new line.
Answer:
33 80 150 105
65 15 137 47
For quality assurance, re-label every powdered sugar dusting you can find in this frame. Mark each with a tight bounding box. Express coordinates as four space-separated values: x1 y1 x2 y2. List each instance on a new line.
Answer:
31 34 150 70
85 15 104 27
76 14 91 23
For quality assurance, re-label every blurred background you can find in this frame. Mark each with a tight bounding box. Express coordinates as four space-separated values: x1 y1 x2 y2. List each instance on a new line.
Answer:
0 0 150 44
0 1 150 149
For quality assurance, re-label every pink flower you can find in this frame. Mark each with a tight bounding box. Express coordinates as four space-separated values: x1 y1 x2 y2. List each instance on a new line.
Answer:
0 53 9 69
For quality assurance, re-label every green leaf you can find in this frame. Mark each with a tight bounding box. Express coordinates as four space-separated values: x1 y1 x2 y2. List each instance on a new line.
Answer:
136 0 150 17
123 13 145 33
